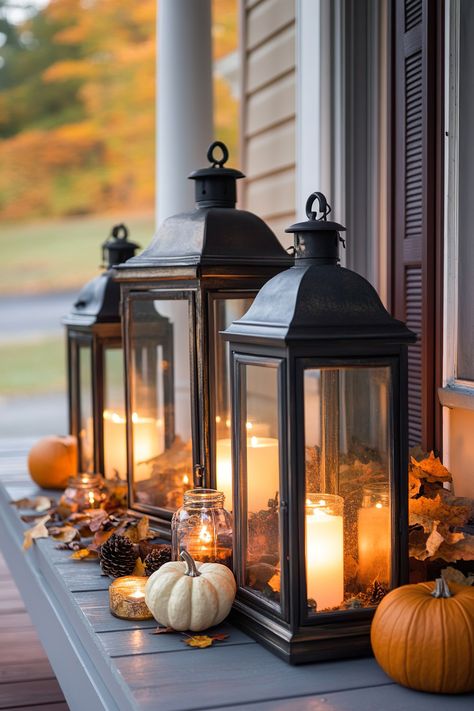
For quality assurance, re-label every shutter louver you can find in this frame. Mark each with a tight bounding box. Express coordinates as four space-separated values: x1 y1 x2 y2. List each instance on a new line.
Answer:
393 0 441 451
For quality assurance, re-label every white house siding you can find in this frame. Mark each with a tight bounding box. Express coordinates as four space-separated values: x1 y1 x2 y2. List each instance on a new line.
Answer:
240 0 296 246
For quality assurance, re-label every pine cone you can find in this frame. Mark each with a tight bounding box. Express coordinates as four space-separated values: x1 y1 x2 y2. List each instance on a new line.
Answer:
367 580 388 605
144 545 172 576
100 535 138 578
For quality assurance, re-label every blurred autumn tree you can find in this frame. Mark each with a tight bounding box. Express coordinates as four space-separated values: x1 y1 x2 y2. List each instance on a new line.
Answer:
0 0 238 221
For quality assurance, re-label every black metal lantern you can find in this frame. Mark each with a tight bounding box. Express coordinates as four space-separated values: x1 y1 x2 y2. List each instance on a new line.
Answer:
116 142 292 532
63 224 139 479
224 192 416 664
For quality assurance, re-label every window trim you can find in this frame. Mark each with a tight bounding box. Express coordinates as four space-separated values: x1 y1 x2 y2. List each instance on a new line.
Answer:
441 0 474 403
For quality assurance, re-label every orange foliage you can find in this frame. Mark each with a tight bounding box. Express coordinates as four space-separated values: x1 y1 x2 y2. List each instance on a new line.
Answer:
0 0 238 220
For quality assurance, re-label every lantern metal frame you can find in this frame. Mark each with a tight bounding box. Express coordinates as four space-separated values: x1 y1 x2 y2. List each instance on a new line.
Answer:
116 142 292 534
64 225 139 478
224 193 416 664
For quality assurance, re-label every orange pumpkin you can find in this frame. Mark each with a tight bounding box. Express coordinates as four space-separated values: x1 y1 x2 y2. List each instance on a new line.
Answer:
371 578 474 694
28 435 78 490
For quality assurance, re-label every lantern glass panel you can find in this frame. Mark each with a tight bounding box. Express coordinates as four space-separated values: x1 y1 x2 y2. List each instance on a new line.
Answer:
78 343 94 473
303 365 392 616
242 362 281 610
213 296 254 509
129 297 193 512
103 347 126 480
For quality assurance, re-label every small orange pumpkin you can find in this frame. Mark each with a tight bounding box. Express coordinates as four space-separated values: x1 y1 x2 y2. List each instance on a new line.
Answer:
28 435 78 490
371 578 474 694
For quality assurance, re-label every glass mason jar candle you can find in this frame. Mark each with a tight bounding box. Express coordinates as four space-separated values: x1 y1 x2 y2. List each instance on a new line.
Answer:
172 489 233 568
61 472 108 512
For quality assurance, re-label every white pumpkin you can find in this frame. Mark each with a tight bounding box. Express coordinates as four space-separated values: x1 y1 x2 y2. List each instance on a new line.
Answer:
145 550 236 631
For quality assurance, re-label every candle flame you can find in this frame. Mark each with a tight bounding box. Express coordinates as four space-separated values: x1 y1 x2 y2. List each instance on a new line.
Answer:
246 421 253 430
225 419 231 428
375 501 383 509
250 436 258 448
215 415 221 424
199 525 212 544
128 591 145 600
131 412 139 423
183 474 190 485
318 499 326 507
88 491 95 505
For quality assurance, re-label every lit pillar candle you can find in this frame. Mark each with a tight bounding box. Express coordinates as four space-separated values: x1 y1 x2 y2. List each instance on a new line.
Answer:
103 410 127 479
357 487 390 587
216 435 279 512
305 494 344 611
103 411 165 482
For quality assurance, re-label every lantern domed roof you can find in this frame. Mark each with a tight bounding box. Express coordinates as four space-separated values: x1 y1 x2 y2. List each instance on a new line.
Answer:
224 193 416 344
63 224 139 326
118 142 292 270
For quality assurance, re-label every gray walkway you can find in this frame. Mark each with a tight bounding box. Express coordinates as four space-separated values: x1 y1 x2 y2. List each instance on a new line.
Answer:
0 290 76 343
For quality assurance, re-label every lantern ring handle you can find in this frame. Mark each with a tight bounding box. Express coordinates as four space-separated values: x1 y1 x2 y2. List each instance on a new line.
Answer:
305 192 332 221
207 140 229 168
111 223 129 241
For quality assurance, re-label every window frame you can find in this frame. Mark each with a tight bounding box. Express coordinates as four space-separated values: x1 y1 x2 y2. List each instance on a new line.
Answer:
441 0 474 408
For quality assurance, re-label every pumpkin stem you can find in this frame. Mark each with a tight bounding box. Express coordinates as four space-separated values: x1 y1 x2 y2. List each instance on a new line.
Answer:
431 577 452 598
180 550 201 578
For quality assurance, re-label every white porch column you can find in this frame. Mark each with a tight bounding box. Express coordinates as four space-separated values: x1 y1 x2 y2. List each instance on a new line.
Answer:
157 0 213 224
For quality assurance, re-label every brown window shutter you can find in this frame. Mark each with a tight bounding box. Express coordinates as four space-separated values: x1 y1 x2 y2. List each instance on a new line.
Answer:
392 0 443 451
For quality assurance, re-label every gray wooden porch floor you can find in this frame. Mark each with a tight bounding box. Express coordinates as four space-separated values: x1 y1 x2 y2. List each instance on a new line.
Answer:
1 439 473 711
0 438 68 711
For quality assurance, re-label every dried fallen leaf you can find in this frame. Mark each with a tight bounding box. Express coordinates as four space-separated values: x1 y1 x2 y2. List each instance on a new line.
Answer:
132 556 146 577
437 534 474 562
410 494 470 528
88 528 114 552
55 541 84 551
11 496 52 512
151 626 175 635
441 566 474 586
70 549 91 560
410 451 451 483
50 526 79 543
184 635 214 648
425 524 445 558
23 515 50 550
183 633 229 648
88 509 109 532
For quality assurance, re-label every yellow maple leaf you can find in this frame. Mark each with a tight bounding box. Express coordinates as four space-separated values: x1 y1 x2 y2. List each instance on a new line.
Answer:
70 549 91 560
184 635 214 648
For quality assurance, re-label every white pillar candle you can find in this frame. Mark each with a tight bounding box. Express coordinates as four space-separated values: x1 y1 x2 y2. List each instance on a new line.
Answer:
103 411 164 482
216 436 279 512
357 502 390 587
103 410 127 479
305 495 344 611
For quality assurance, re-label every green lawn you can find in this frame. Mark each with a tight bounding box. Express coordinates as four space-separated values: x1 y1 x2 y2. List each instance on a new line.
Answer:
0 211 155 295
0 336 66 395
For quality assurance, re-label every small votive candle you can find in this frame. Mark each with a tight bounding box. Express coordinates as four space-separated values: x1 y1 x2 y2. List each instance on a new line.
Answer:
109 576 153 620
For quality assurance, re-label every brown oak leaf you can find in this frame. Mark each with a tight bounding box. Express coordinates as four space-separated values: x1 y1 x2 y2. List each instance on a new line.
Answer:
88 510 109 532
151 626 175 635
